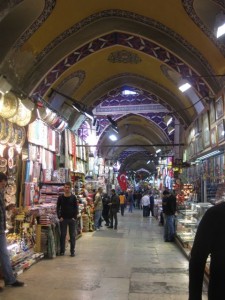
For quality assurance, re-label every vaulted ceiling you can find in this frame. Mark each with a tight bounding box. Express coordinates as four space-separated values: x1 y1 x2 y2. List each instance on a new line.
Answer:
1 0 225 174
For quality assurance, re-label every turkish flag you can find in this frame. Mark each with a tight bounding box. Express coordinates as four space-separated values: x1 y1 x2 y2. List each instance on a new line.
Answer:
117 173 127 191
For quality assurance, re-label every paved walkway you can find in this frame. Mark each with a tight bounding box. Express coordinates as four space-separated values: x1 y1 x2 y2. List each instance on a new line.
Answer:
1 208 207 300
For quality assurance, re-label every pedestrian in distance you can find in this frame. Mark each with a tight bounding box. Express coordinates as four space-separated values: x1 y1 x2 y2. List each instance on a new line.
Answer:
141 192 150 217
162 190 176 242
108 189 120 230
119 192 126 216
93 187 103 231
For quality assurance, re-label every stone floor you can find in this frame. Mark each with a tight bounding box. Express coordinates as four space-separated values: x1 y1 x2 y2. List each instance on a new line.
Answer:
1 209 208 300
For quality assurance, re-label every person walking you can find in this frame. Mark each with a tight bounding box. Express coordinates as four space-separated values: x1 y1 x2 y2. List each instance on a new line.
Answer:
189 202 225 300
57 181 78 257
141 192 150 217
0 172 24 292
127 190 134 213
149 191 155 217
119 192 126 216
108 189 120 230
93 187 103 230
162 190 176 242
102 192 110 226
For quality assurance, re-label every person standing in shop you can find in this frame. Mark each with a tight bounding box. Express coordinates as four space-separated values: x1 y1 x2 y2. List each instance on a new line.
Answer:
57 181 78 257
162 190 176 242
119 192 126 216
108 189 120 230
189 202 225 300
93 187 103 230
0 172 24 291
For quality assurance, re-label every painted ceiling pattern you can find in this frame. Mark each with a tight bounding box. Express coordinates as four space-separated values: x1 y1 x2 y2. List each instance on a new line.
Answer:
29 6 213 69
99 89 162 107
13 0 56 49
1 1 223 173
32 31 210 99
107 50 142 64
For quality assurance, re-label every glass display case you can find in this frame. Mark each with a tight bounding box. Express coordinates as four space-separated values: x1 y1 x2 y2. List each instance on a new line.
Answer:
176 202 213 253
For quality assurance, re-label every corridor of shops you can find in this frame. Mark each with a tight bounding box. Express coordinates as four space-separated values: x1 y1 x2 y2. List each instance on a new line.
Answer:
1 209 207 300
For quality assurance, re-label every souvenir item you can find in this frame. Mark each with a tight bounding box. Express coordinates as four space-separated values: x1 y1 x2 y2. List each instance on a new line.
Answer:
8 99 31 126
0 92 18 119
0 166 7 173
7 176 16 185
0 116 5 139
5 194 16 205
38 107 48 121
7 124 17 147
8 147 14 158
8 166 17 176
8 157 17 169
0 158 7 167
14 125 26 147
16 101 32 126
5 184 17 196
0 119 13 144
45 111 57 126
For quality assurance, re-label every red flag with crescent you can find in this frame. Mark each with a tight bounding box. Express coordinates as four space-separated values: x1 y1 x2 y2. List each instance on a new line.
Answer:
117 173 127 191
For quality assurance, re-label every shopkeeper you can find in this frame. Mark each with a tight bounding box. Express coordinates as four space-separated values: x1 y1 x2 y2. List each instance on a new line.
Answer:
0 172 24 291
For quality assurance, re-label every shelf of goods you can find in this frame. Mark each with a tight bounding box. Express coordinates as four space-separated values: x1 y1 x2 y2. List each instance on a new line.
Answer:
81 205 94 232
39 182 65 204
30 188 83 257
3 233 44 279
175 202 213 281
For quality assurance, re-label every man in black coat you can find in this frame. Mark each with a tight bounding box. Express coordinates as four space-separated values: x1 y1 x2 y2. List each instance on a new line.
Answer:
57 182 78 257
162 190 176 242
102 193 110 226
108 189 120 230
189 202 225 300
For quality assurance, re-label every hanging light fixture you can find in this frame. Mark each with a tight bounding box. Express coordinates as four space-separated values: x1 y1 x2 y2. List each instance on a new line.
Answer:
178 74 225 93
84 109 94 121
215 12 225 38
178 82 191 92
109 134 118 141
163 115 173 126
168 125 175 135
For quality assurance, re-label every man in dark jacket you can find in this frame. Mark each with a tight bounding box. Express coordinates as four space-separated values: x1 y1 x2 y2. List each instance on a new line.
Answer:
162 190 176 242
102 193 110 226
189 202 225 300
108 189 120 230
0 172 24 291
57 181 78 257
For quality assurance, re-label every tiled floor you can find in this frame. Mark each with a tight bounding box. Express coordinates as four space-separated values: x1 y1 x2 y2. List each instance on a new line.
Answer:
0 209 208 300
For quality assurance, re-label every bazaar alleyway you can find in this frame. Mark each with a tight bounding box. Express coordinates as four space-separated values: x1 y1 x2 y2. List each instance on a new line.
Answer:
1 209 207 300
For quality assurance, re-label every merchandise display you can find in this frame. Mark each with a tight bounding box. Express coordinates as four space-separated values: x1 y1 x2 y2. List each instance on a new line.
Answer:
175 202 213 279
0 109 89 281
